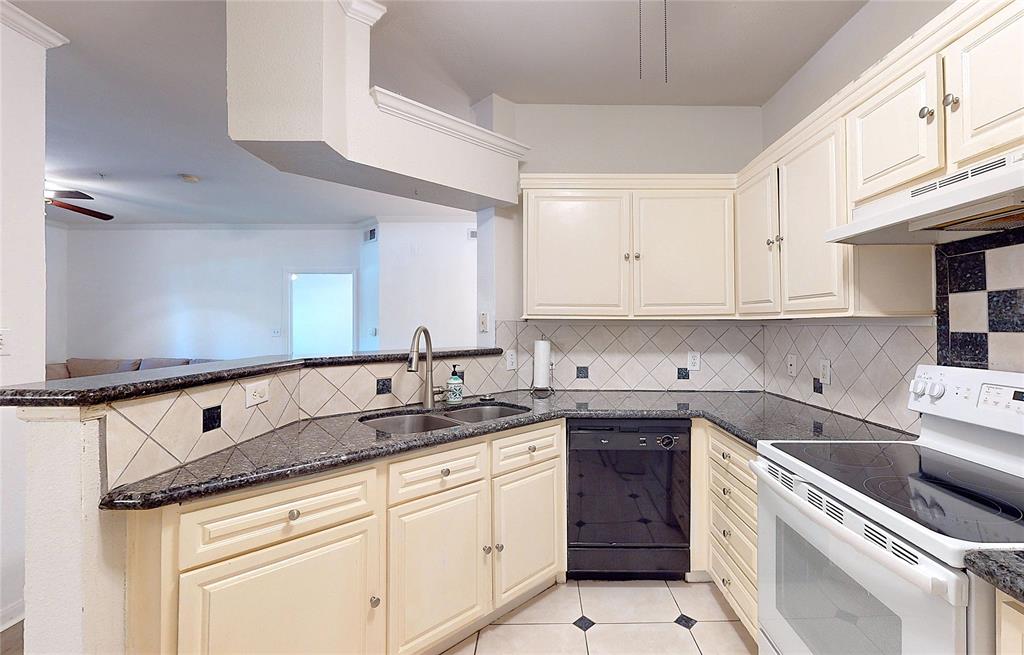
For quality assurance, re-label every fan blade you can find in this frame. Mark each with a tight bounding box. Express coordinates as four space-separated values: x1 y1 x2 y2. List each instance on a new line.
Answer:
49 199 113 221
50 190 93 200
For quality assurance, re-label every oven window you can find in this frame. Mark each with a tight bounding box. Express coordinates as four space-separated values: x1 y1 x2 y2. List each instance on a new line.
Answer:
776 519 901 655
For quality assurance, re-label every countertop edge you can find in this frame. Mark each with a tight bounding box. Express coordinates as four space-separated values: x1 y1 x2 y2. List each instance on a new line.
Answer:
965 549 1024 604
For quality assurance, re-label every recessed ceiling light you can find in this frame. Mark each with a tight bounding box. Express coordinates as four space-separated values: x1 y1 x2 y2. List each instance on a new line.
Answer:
179 173 200 183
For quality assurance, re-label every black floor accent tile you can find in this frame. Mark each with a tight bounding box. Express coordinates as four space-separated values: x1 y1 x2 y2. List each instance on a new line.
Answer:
948 252 986 292
988 289 1024 332
674 613 697 629
573 616 595 632
950 332 988 366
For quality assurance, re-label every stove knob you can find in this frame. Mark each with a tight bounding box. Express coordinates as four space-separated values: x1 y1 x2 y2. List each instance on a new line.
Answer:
910 379 927 396
658 435 677 450
927 382 946 399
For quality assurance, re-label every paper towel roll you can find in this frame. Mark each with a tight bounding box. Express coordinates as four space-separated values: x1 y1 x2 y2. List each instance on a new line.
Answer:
533 340 551 388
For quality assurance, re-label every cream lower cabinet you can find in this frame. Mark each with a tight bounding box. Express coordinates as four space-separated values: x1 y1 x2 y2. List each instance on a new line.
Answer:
178 516 383 655
999 590 1024 655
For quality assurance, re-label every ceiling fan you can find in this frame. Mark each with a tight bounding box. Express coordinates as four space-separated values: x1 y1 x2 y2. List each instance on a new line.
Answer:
44 189 114 221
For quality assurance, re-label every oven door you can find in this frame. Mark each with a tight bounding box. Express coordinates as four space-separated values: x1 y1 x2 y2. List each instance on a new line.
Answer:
752 458 968 655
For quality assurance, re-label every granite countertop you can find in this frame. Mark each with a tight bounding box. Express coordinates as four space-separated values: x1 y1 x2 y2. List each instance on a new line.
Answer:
0 347 501 406
965 550 1024 604
101 389 913 510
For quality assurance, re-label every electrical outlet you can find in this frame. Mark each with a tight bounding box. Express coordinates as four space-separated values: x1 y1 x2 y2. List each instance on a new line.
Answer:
479 312 489 333
686 351 701 371
271 328 281 338
505 350 517 371
244 379 270 408
786 354 799 377
0 328 9 357
818 358 832 385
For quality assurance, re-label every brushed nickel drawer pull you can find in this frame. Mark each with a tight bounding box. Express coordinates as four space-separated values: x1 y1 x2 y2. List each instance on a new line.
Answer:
528 444 538 453
496 543 505 552
287 509 301 521
440 467 451 478
369 596 381 608
919 106 935 119
722 529 732 539
482 545 492 554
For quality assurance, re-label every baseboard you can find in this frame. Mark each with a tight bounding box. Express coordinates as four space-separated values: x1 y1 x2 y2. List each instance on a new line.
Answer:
685 570 712 583
1 598 24 632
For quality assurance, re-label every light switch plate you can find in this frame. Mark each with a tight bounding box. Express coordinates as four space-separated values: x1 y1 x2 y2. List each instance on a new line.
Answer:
505 350 517 371
818 358 832 385
244 380 270 408
786 354 799 377
479 312 489 333
686 351 701 371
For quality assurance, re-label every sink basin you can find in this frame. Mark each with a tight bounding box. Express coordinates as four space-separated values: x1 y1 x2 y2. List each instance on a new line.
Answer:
443 404 530 423
360 413 462 434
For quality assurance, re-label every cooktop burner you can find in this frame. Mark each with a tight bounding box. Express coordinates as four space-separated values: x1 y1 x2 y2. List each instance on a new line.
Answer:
774 442 1024 543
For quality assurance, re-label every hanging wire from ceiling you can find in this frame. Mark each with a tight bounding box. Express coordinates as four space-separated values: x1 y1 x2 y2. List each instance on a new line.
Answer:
664 0 669 83
639 0 669 83
638 0 643 79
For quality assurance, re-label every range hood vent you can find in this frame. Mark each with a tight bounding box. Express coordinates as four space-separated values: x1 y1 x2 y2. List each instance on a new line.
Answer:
826 147 1024 245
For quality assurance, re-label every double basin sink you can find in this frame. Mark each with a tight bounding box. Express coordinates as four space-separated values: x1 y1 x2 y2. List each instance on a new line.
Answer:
360 403 530 435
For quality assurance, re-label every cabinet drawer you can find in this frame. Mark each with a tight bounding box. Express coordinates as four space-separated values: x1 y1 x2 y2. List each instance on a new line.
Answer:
709 461 757 531
708 426 756 491
491 423 561 476
178 468 377 570
710 497 757 584
389 442 488 505
709 538 757 634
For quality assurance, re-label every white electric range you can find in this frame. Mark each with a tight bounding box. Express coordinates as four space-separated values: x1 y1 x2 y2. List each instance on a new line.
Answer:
755 365 1024 655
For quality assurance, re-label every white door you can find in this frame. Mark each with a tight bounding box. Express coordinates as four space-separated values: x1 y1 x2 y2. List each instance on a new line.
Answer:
735 167 782 315
524 190 631 316
945 0 1024 166
177 516 383 655
847 55 945 202
631 191 735 316
778 121 850 314
388 480 492 655
492 459 562 607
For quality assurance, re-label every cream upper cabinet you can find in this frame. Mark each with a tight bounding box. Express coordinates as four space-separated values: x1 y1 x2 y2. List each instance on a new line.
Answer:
492 460 562 607
945 0 1024 166
524 190 631 316
778 121 850 314
388 480 492 655
177 516 383 655
734 167 781 315
847 54 945 202
631 191 735 316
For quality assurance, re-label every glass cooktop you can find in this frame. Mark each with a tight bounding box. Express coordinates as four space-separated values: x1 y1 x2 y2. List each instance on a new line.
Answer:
774 441 1024 544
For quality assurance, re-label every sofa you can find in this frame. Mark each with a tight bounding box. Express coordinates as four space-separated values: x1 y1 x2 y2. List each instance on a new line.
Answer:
45 357 215 380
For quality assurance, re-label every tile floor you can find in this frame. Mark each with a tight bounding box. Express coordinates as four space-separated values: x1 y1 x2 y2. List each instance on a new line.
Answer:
443 580 757 655
0 622 22 655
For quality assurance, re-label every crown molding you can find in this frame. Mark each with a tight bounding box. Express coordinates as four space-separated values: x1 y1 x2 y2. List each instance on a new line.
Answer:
338 0 386 27
371 87 530 160
1 1 68 48
519 173 737 190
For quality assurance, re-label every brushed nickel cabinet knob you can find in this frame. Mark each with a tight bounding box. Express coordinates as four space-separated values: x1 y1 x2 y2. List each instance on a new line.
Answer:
528 444 537 453
370 596 381 608
440 467 451 478
287 509 301 521
919 106 935 119
482 545 492 554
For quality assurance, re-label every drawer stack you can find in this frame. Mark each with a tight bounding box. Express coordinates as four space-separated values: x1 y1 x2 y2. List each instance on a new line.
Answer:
706 424 758 638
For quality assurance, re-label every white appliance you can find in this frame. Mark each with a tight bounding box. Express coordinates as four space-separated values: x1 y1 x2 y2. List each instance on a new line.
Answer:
825 146 1024 245
755 365 1024 655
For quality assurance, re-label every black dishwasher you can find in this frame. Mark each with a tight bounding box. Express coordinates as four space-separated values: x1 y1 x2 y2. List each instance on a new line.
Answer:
567 418 691 580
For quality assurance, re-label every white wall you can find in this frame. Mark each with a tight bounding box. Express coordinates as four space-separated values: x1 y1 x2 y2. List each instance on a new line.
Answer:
44 224 68 363
514 104 763 173
760 0 951 146
1 15 55 631
61 227 363 360
376 218 478 350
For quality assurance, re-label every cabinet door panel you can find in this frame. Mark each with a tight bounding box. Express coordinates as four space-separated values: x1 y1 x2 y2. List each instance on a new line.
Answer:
178 516 382 655
388 481 491 655
632 191 735 315
525 191 631 316
778 122 850 314
946 1 1024 165
492 460 561 606
735 167 781 315
847 55 944 201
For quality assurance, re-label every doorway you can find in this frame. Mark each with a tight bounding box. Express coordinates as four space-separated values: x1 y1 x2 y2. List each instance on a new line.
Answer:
288 271 356 356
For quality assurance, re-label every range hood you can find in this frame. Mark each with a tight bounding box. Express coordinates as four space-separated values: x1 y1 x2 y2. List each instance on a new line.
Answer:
826 146 1024 245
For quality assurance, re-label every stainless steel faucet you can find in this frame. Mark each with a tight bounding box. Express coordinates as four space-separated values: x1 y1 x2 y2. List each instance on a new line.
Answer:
407 326 445 409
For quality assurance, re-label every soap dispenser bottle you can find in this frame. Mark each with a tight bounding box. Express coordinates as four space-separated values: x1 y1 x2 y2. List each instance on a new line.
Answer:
446 365 464 404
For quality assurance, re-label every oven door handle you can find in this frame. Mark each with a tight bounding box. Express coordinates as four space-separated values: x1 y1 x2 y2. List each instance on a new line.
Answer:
750 458 966 607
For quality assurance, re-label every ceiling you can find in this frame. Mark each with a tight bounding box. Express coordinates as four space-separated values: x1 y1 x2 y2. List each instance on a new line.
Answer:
18 0 473 226
370 0 867 108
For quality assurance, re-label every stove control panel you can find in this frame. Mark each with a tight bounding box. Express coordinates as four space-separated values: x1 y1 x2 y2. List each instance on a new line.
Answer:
909 365 1024 434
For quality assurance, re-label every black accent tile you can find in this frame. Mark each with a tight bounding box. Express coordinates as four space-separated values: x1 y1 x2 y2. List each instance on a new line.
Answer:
576 402 589 410
812 378 823 394
455 368 465 381
677 367 690 380
950 332 988 365
674 614 697 629
202 406 221 433
576 366 589 379
573 616 595 632
988 289 1024 332
813 420 824 436
376 378 392 395
934 251 949 297
937 226 1024 257
936 294 952 366
948 252 986 293
677 402 690 411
